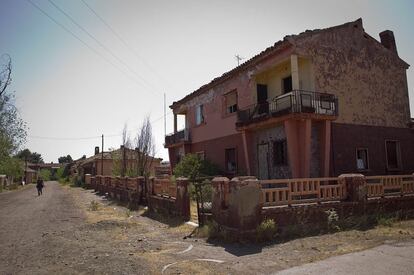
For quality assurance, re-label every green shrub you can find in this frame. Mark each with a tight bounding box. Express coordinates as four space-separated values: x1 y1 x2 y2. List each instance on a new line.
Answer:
174 154 222 181
376 215 395 227
89 200 100 211
196 220 223 239
257 218 278 242
325 209 340 231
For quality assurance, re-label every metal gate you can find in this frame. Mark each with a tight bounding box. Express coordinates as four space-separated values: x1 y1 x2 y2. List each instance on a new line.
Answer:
194 178 213 226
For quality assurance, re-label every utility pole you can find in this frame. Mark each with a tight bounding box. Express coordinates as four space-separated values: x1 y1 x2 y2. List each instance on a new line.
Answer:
24 155 28 184
101 134 104 176
164 92 166 137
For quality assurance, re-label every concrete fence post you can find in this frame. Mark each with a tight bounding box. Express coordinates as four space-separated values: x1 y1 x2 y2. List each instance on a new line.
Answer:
212 177 262 231
176 177 190 220
339 174 367 202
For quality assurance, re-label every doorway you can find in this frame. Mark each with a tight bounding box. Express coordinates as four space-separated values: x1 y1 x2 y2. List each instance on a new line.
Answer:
282 76 292 94
257 84 269 115
257 143 269 180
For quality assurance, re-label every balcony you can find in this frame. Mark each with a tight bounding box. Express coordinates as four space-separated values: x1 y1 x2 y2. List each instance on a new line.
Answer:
165 129 190 147
236 90 338 128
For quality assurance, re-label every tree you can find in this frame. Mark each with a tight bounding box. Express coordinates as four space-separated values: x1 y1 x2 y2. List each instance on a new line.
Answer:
0 54 26 154
0 157 22 179
58 155 73 164
0 54 26 181
16 149 44 164
0 54 12 98
174 154 221 181
134 116 156 177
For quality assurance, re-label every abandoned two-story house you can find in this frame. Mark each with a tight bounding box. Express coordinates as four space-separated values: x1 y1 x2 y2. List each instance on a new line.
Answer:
165 19 414 179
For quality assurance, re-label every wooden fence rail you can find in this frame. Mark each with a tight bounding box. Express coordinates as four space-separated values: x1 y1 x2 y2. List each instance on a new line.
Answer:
366 175 414 198
261 177 347 206
261 175 414 207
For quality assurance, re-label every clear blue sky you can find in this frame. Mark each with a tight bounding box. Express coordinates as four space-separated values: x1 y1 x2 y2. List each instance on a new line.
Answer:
1 0 413 162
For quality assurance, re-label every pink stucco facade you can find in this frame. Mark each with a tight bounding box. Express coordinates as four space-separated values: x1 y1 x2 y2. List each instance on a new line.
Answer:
166 19 414 179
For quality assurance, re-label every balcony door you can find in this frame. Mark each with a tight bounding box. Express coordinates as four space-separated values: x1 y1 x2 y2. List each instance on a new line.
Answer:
257 84 268 115
282 76 292 94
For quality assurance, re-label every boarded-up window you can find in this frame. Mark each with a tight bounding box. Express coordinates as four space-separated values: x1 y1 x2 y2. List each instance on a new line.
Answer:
356 148 369 170
273 140 287 165
225 91 237 114
385 140 401 170
225 148 237 173
195 104 204 125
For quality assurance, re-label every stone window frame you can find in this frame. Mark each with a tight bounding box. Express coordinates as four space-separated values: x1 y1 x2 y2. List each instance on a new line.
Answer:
356 147 369 171
385 140 402 171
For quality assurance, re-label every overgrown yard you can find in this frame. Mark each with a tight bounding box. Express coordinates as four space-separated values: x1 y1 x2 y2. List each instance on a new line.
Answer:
59 184 414 274
1 182 414 274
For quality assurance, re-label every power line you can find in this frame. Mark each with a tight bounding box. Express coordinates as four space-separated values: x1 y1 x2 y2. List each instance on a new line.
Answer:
24 0 156 96
80 0 173 90
28 134 120 141
47 0 161 95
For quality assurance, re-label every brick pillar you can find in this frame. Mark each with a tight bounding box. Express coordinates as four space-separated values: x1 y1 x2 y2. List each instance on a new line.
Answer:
85 174 91 187
339 174 367 202
90 176 96 189
176 177 190 220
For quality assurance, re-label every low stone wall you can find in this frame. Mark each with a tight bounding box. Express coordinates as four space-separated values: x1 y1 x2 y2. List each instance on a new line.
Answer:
211 174 414 234
263 197 414 234
89 175 145 205
88 175 190 220
148 177 190 220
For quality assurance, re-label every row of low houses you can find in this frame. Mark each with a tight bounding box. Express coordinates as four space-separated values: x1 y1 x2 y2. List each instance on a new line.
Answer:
71 146 164 181
164 18 414 180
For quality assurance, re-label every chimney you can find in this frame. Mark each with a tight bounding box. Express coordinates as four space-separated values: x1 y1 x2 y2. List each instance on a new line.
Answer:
95 146 100 155
379 30 398 55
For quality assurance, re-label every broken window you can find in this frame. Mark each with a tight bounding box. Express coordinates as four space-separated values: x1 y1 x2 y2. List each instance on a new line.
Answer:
273 140 287 166
225 148 237 173
385 140 401 170
224 90 237 114
195 104 204 125
356 148 369 170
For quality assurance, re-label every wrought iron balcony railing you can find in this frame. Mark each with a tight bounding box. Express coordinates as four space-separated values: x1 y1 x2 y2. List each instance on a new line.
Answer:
237 90 338 126
165 129 190 147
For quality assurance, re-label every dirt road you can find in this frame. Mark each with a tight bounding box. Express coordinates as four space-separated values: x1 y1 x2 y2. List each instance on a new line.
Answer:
276 241 414 275
1 182 414 274
0 182 150 274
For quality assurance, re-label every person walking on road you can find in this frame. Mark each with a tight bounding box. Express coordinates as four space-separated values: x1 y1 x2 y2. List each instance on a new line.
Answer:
36 177 44 196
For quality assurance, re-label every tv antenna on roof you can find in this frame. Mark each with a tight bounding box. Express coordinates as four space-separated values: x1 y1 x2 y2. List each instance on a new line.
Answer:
235 54 244 66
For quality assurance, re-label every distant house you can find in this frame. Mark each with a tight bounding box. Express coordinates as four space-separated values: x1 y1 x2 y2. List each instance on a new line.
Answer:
165 19 414 179
27 162 64 180
23 166 37 183
73 146 162 179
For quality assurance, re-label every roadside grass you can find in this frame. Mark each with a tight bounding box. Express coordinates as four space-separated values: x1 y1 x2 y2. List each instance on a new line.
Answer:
89 200 100 211
0 183 32 193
